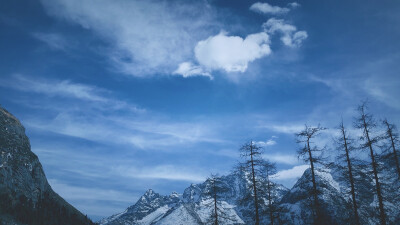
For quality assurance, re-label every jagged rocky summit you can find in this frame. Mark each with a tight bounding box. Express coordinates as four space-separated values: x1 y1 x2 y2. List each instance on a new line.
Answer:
100 167 400 225
0 106 94 225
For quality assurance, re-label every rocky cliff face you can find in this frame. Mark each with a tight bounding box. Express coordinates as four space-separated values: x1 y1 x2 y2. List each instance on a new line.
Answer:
0 106 50 205
0 106 94 225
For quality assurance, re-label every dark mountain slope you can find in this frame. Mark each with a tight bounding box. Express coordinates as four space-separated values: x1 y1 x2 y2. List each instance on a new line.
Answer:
0 106 95 225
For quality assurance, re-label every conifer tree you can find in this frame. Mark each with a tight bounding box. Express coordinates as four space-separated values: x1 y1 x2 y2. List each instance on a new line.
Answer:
296 124 326 224
382 119 400 180
354 103 386 225
203 174 236 225
335 120 360 225
239 141 264 225
259 160 278 225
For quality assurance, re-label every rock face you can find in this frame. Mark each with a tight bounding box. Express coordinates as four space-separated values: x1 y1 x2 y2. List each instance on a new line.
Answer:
101 166 400 225
0 106 94 225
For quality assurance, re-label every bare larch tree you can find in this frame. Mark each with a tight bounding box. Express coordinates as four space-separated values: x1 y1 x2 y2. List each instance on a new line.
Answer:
354 103 386 225
382 119 400 180
336 120 360 225
204 174 235 225
239 141 263 225
296 124 326 224
259 160 277 225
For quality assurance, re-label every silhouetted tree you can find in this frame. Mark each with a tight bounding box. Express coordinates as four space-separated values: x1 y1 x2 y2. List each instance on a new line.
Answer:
335 120 360 225
296 124 326 224
382 119 400 180
354 103 386 225
259 160 279 225
204 174 236 225
239 141 264 225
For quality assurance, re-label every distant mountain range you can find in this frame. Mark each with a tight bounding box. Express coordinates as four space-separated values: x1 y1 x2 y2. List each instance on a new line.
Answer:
99 156 400 224
99 165 400 225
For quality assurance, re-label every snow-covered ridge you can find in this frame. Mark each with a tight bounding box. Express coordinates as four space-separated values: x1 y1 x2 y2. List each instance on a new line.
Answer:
100 167 400 225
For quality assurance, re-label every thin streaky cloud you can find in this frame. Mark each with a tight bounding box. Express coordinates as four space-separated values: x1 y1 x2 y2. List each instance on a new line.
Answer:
25 110 225 149
112 165 207 182
1 74 144 112
32 32 68 51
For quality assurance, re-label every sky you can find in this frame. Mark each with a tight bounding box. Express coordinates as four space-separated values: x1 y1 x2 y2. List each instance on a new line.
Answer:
1 0 400 221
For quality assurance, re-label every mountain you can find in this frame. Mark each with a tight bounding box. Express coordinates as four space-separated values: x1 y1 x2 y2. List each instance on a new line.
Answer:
100 172 289 225
101 166 400 225
0 106 95 225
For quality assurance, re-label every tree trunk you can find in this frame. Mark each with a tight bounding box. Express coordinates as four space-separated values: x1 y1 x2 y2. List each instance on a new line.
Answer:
267 177 274 225
307 138 319 224
363 119 386 225
341 127 360 225
387 123 400 180
250 143 260 225
213 182 218 225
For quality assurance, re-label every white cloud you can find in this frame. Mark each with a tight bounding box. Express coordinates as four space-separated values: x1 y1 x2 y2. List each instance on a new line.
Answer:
40 0 217 76
255 136 278 147
194 31 271 73
263 18 308 47
256 139 277 146
274 165 309 180
250 2 290 15
288 2 301 8
264 124 304 134
173 62 213 79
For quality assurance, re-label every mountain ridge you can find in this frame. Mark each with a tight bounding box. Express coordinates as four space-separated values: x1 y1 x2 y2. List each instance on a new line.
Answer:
100 166 400 225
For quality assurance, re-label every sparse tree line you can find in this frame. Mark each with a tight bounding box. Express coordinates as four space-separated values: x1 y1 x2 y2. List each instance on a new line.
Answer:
205 102 400 225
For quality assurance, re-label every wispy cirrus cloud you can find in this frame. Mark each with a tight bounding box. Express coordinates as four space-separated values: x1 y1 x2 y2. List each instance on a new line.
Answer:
40 0 218 76
0 74 143 112
26 110 225 149
113 165 207 182
2 75 224 149
3 74 107 102
32 32 68 51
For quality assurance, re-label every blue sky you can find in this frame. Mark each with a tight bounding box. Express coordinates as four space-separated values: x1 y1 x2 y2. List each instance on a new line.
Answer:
1 0 400 221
